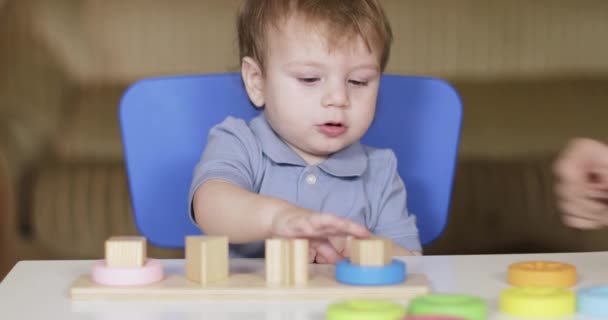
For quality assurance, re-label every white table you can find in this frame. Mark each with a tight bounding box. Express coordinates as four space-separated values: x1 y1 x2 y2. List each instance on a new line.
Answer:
1 252 607 319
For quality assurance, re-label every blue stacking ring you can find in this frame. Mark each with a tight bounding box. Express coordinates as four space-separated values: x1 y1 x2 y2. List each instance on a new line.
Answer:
335 259 406 286
578 286 608 316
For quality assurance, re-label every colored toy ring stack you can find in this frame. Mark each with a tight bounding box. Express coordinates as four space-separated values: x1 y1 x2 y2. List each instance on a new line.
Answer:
500 260 577 318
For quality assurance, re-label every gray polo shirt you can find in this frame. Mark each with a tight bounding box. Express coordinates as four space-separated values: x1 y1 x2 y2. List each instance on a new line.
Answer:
189 113 421 257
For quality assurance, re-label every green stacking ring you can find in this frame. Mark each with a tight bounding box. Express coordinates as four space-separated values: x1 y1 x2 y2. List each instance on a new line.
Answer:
407 294 487 320
326 299 407 320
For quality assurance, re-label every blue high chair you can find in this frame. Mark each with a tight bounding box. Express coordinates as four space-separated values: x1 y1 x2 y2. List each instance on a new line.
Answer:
119 73 462 248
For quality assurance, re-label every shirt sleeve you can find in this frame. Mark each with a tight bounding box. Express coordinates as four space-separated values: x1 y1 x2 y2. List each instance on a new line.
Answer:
188 116 262 222
370 150 422 252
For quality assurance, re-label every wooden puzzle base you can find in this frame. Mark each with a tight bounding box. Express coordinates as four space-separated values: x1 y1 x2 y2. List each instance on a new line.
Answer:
69 258 431 300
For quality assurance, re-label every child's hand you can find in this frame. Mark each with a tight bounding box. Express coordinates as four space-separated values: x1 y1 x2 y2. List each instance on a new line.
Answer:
310 236 350 264
270 208 370 264
312 237 420 263
271 209 371 239
308 238 345 264
554 138 608 228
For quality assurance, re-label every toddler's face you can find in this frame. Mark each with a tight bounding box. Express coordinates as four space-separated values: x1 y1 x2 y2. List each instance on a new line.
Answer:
259 16 381 165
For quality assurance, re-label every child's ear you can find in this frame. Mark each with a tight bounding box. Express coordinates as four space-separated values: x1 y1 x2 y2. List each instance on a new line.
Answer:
241 57 265 108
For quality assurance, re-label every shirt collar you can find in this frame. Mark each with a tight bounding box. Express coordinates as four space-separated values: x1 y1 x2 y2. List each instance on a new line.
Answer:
250 113 368 177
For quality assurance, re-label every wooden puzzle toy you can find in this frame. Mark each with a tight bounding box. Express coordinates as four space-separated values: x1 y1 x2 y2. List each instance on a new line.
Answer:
507 260 576 288
70 238 608 318
405 294 486 320
499 287 575 318
69 235 431 300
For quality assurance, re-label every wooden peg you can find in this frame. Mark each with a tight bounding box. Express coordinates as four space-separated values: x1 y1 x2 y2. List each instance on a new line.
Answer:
265 238 290 286
186 236 229 286
104 236 146 268
265 238 309 286
350 237 392 266
291 239 309 285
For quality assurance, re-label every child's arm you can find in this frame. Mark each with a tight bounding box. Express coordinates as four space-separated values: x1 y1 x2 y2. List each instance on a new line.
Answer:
193 179 371 244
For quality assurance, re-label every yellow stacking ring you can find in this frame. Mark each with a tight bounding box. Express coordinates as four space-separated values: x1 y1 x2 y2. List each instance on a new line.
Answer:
499 287 576 318
507 261 576 288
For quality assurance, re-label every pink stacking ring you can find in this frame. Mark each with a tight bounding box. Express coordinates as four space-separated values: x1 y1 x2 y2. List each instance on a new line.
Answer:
91 259 164 286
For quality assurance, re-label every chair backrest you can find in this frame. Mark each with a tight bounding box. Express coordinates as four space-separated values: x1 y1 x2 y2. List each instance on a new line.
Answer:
119 73 462 248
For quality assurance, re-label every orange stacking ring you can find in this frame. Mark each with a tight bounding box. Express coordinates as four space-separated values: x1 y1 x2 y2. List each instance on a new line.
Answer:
507 261 576 288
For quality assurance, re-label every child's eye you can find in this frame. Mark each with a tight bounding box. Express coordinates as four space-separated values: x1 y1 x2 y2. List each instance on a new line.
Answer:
298 77 320 84
349 79 368 86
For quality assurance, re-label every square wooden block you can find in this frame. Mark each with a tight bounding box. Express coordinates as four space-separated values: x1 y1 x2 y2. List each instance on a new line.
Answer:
265 238 309 286
186 236 229 285
350 237 392 266
104 236 147 268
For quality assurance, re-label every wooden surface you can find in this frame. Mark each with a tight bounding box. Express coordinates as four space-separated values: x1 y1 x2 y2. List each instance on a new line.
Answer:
69 258 431 300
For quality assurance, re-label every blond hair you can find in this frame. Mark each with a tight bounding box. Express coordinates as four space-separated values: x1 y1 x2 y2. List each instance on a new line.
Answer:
237 0 393 72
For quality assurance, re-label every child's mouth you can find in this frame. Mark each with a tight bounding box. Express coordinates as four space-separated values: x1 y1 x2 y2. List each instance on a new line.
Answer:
318 122 347 137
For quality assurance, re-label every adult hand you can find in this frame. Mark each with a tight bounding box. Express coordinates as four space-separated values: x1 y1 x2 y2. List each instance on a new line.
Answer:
554 138 608 228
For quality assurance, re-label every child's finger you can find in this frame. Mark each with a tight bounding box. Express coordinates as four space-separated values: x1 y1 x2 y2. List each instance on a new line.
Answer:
308 247 317 263
289 221 317 237
315 255 328 264
312 241 343 264
311 214 370 238
328 236 348 256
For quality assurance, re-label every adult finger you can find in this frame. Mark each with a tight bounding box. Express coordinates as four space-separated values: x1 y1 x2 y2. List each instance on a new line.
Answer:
562 214 603 229
555 139 608 182
555 180 589 201
558 198 608 224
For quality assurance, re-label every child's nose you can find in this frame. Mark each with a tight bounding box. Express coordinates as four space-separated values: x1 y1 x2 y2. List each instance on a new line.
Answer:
322 83 350 108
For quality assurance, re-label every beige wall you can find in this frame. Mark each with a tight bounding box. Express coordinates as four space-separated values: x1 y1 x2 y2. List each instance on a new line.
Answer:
0 1 70 180
6 0 603 158
20 0 608 84
456 78 608 157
